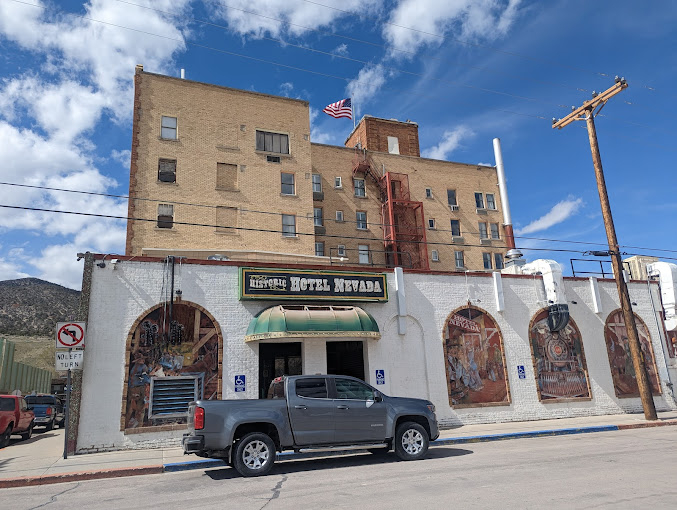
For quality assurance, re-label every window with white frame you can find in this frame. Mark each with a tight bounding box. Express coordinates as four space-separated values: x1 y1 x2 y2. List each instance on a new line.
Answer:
358 245 370 264
486 193 496 210
490 223 500 239
454 251 464 269
256 130 289 154
494 253 504 269
315 242 325 257
387 136 400 155
450 219 461 237
158 159 176 182
281 172 295 195
475 192 485 209
425 188 433 199
354 178 366 197
282 214 296 237
161 116 177 139
314 207 323 226
336 210 344 222
447 189 457 206
337 244 346 257
483 252 493 269
356 211 367 230
312 174 322 193
431 250 439 262
428 218 436 229
334 176 343 189
157 204 174 229
479 222 488 239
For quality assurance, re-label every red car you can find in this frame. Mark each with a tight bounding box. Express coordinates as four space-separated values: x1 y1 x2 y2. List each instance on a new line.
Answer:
0 395 35 448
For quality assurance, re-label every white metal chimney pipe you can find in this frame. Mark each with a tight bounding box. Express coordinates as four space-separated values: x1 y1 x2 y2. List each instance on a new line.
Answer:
180 68 185 79
493 138 516 250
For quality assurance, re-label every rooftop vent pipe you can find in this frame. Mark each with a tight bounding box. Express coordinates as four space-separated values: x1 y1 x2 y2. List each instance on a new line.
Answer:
493 138 523 265
647 261 677 331
180 68 185 79
521 259 570 331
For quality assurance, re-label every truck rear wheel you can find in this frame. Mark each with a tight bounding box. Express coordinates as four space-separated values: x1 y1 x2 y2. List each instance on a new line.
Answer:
233 432 276 477
394 422 429 461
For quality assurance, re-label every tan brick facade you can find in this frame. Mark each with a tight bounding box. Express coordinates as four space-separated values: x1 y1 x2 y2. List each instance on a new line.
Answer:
127 69 507 271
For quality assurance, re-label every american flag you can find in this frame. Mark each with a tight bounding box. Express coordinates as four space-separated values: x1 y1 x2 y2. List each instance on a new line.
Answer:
323 98 352 119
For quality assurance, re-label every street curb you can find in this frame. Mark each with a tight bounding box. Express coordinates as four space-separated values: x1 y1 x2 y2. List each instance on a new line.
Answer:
0 465 163 489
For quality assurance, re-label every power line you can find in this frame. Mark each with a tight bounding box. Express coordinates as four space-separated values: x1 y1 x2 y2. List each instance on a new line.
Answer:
3 180 677 256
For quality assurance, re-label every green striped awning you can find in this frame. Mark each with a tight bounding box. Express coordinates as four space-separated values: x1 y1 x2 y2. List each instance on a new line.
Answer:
245 305 380 342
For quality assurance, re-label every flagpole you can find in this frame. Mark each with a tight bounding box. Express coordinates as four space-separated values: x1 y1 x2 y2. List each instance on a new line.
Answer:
352 100 356 130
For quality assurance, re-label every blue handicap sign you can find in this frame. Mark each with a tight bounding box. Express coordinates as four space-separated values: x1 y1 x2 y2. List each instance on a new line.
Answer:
375 369 385 385
234 375 246 392
517 365 526 379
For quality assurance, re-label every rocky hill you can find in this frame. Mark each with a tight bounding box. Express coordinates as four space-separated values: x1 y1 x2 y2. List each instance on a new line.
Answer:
0 278 81 336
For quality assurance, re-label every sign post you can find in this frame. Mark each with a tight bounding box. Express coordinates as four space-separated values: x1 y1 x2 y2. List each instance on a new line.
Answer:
56 322 86 460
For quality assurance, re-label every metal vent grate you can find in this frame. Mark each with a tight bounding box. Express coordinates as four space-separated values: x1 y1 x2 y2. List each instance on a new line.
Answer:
149 375 204 420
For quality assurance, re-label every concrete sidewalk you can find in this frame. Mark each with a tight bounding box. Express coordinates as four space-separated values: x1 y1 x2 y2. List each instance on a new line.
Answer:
2 411 677 488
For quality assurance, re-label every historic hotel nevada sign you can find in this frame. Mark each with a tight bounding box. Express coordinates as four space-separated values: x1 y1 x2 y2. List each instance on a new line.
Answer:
239 267 388 302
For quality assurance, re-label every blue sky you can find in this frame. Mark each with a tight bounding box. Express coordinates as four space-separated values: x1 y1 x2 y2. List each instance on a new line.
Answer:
0 0 676 289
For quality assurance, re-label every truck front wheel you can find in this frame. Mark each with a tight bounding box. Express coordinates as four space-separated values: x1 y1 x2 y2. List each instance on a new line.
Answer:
394 422 429 461
1 426 11 448
233 432 276 477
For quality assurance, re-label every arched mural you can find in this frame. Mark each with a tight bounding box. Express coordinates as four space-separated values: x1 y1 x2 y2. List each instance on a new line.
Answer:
443 306 510 407
529 310 591 401
604 309 661 398
122 302 222 430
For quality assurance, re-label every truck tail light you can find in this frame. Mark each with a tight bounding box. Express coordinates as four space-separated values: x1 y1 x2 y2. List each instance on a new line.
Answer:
194 406 205 430
46 407 53 416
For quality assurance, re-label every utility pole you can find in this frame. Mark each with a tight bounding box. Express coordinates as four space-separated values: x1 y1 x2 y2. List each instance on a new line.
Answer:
553 78 657 420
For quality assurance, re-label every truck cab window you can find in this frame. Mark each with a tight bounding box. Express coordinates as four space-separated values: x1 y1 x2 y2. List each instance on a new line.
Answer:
295 378 328 398
335 379 375 400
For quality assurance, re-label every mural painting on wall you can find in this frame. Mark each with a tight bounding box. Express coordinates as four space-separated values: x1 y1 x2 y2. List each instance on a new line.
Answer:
125 303 220 429
443 307 509 407
529 310 591 401
604 310 661 398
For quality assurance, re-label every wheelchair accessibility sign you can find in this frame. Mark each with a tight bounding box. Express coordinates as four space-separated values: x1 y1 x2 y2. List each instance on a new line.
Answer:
375 369 385 385
517 365 526 379
235 375 246 392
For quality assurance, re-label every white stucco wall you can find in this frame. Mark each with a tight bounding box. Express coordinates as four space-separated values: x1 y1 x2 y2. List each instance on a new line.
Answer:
77 260 677 451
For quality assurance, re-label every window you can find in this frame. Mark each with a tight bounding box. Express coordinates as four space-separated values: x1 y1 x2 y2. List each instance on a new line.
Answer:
425 188 433 199
447 189 457 206
356 211 367 230
490 223 500 239
314 207 323 226
281 172 295 195
335 176 343 189
354 178 366 197
431 250 439 262
454 251 465 269
157 204 173 229
315 242 325 257
479 222 488 239
450 219 461 237
295 378 328 398
216 206 237 234
335 210 344 222
358 245 370 264
337 245 346 257
494 253 504 269
282 214 296 237
486 193 496 210
158 159 176 182
312 174 322 193
267 380 285 399
335 378 375 400
216 163 237 190
266 155 281 164
483 252 493 269
428 218 436 229
161 116 177 139
475 192 485 209
387 136 400 155
256 130 289 154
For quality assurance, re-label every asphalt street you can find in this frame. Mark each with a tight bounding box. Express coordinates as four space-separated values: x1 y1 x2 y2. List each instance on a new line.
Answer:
3 427 676 509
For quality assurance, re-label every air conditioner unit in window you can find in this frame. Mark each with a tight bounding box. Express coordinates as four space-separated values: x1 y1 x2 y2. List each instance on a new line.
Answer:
451 236 464 243
449 204 459 211
480 237 492 244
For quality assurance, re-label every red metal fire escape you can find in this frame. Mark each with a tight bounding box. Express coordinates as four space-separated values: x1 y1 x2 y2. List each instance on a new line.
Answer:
353 150 429 270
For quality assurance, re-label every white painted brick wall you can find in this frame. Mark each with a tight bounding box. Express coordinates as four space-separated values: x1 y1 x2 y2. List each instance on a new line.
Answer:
77 262 677 451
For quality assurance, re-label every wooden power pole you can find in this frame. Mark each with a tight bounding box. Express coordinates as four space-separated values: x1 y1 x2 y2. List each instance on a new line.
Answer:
553 78 657 421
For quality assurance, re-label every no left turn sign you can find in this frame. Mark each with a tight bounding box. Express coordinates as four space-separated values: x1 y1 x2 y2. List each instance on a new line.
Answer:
56 322 86 349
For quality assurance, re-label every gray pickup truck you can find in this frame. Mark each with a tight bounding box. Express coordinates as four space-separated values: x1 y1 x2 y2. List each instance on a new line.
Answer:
182 374 439 477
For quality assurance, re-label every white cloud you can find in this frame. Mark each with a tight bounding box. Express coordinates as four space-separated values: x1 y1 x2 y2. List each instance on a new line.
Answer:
279 82 294 97
383 0 522 57
309 107 333 145
207 0 382 38
332 43 349 56
29 243 85 290
111 149 131 168
516 197 584 235
0 257 30 282
422 126 474 160
346 64 388 116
